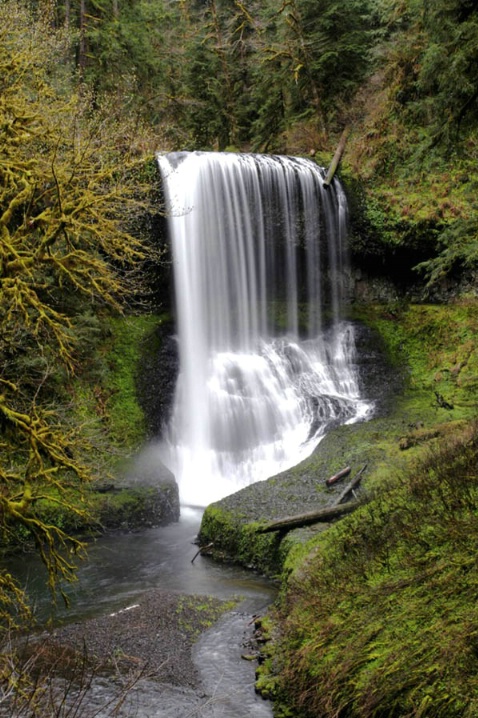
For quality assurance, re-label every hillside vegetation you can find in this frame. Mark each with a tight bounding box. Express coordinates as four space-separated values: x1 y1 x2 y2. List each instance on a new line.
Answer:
263 302 478 716
30 0 477 292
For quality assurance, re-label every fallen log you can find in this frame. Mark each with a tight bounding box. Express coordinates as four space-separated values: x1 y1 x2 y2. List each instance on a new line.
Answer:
334 464 367 506
325 465 351 486
256 499 360 534
323 126 350 188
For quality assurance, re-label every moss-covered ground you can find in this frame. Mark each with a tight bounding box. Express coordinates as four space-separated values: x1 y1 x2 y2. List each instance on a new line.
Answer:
199 300 478 717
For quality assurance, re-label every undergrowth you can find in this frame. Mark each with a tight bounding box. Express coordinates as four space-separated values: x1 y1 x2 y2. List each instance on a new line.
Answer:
272 422 478 716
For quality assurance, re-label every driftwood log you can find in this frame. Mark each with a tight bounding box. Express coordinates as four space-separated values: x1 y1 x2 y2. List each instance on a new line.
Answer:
325 466 351 486
334 464 367 505
256 465 368 535
256 499 359 534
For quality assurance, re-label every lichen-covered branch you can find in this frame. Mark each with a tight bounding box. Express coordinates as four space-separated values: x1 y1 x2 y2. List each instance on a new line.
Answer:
0 1 157 631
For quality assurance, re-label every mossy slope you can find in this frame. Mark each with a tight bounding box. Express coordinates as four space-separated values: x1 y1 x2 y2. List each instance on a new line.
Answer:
272 420 478 717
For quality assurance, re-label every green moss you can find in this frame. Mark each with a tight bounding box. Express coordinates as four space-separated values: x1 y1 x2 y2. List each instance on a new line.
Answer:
272 423 478 716
101 314 164 450
354 303 478 422
68 312 165 480
199 506 285 575
175 595 238 640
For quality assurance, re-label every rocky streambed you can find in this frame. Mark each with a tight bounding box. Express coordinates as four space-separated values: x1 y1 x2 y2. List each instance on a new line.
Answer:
5 510 275 718
21 587 274 718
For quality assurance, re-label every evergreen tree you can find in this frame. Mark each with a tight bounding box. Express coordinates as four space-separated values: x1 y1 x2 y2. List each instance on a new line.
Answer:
418 0 478 143
249 0 375 148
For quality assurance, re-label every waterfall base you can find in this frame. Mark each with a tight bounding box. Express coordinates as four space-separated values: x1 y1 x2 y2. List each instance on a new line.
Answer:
160 323 371 506
157 151 372 507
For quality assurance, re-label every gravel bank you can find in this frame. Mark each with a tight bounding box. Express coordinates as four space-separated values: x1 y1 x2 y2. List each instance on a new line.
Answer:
42 588 237 689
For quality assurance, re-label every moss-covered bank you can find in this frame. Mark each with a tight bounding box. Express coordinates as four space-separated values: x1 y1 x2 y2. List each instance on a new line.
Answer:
198 301 478 717
3 314 180 555
68 313 180 535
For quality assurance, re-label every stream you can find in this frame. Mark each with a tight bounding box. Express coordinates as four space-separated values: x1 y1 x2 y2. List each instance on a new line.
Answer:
8 508 276 717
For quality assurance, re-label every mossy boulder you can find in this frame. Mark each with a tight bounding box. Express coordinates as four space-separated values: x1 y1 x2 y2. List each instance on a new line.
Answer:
93 445 179 532
93 482 179 533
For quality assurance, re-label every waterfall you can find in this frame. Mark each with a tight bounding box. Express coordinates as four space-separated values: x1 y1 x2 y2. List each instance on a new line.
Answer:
157 151 370 507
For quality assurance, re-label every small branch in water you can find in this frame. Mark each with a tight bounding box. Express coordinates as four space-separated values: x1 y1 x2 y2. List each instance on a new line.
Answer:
191 543 214 563
325 466 351 486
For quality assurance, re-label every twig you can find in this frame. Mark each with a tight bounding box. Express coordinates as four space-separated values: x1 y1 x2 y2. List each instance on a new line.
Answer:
191 542 214 563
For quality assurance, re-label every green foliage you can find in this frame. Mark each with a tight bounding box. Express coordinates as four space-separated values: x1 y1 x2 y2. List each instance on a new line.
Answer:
293 0 374 115
342 1 478 284
416 216 478 286
247 0 376 149
417 0 478 144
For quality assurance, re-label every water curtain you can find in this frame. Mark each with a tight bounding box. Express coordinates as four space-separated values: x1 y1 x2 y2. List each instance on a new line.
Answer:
157 152 369 506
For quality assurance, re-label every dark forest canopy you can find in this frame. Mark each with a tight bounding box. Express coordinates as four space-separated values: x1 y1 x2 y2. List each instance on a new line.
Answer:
18 0 477 285
24 0 478 152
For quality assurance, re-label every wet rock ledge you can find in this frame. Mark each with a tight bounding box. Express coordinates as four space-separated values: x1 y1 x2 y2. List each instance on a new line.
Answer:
92 449 180 533
197 421 377 576
198 322 402 575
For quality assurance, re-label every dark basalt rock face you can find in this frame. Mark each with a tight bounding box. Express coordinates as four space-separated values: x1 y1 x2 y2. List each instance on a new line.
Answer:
136 319 179 439
352 319 404 415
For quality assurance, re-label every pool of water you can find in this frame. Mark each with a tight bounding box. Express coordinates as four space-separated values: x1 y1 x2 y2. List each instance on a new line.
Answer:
9 507 275 625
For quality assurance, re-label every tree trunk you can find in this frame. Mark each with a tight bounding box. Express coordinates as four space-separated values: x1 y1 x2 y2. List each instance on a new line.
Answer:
79 0 88 79
64 0 71 27
256 499 359 534
323 127 350 187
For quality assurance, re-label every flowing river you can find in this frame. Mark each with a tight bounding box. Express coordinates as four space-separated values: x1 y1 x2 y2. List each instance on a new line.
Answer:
7 509 276 717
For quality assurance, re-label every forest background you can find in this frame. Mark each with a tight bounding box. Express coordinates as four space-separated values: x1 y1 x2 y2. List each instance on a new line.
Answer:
1 0 478 715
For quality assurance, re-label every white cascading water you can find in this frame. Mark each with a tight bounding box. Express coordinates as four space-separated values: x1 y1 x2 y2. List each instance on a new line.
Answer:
157 151 370 506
